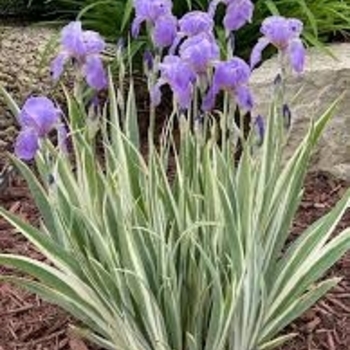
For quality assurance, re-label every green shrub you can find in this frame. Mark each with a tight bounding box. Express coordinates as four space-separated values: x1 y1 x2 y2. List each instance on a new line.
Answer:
40 0 350 55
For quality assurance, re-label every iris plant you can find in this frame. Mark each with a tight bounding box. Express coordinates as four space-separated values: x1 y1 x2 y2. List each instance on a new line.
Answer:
4 2 350 350
51 21 107 91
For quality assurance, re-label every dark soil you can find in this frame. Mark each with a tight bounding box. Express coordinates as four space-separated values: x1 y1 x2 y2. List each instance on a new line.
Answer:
0 171 349 350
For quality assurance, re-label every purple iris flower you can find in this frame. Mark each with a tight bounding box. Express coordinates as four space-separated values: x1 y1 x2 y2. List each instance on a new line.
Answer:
51 21 107 91
179 34 220 74
151 55 196 109
170 11 215 54
179 11 214 37
132 0 173 37
19 97 60 137
203 57 254 112
15 97 61 160
15 129 40 161
250 16 306 73
224 0 254 32
209 0 254 32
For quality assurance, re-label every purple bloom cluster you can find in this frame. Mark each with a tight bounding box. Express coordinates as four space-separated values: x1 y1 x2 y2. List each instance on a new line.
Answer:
250 16 306 73
135 0 257 111
15 0 307 160
51 21 107 91
15 97 62 160
132 0 177 48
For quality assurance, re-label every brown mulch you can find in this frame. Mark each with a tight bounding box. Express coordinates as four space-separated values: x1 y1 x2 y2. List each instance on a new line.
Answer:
0 171 349 350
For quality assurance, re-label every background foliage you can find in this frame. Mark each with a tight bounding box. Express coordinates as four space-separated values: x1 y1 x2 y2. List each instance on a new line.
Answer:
19 0 350 57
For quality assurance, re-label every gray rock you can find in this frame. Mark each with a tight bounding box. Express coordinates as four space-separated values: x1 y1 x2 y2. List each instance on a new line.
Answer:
251 43 350 181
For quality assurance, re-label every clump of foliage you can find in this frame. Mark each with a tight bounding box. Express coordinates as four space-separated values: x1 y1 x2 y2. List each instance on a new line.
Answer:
33 0 350 55
0 1 349 350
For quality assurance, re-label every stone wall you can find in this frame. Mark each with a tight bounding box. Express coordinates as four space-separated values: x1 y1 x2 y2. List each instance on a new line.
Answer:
251 43 350 181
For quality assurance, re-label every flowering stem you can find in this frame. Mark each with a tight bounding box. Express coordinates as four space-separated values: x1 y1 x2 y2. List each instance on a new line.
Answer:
148 104 156 150
278 50 287 105
226 30 234 59
222 92 229 156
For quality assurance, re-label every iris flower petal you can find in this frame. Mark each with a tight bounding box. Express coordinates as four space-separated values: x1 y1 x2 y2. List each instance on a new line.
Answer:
131 16 144 38
288 38 306 73
61 21 86 56
84 55 107 91
202 85 218 111
250 37 270 69
179 34 219 73
51 52 69 80
223 0 254 32
83 31 106 54
19 97 60 137
235 85 254 111
15 129 39 160
179 11 214 37
152 15 177 48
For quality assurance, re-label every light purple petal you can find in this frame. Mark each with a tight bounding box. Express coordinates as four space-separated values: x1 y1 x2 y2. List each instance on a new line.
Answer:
223 0 254 32
61 21 86 56
179 11 214 37
208 0 220 17
175 83 193 110
288 38 305 73
250 37 270 69
133 0 172 23
83 30 106 54
235 85 254 111
158 55 196 109
212 58 251 91
179 34 220 73
84 55 107 91
15 129 39 160
261 16 303 49
19 97 60 137
288 18 303 36
152 15 177 48
202 85 219 111
169 33 184 55
51 52 69 80
131 16 144 37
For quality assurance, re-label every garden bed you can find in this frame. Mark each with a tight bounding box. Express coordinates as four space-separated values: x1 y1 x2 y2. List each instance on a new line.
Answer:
0 170 349 350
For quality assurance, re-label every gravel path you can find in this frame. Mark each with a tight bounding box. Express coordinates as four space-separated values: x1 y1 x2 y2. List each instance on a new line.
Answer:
0 24 59 163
